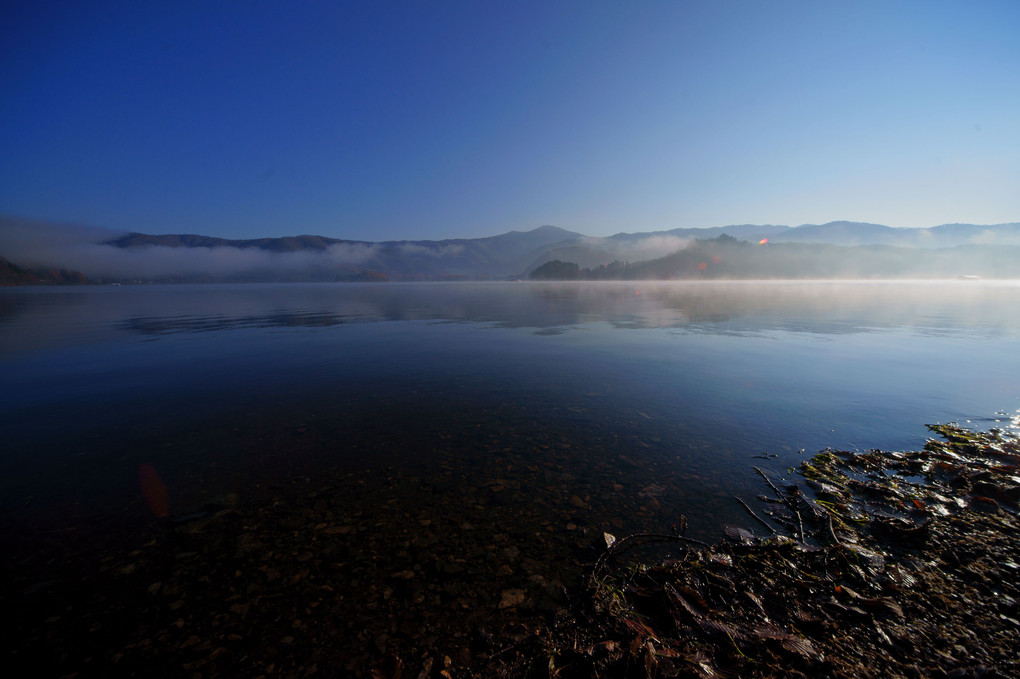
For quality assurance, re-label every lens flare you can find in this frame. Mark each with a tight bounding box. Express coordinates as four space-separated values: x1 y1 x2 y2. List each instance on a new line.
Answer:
138 463 170 518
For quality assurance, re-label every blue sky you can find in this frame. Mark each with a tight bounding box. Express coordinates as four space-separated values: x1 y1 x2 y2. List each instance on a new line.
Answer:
2 0 1018 241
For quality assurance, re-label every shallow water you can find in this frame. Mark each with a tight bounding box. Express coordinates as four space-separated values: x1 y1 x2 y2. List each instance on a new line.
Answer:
2 280 1019 535
4 280 1020 674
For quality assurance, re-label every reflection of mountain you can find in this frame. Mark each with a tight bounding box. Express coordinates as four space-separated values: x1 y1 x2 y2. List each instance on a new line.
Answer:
5 282 1020 359
34 281 1020 338
2 214 1019 282
121 311 348 334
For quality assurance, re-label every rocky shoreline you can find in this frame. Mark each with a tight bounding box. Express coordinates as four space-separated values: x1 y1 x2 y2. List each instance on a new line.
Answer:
497 423 1020 679
4 421 1018 678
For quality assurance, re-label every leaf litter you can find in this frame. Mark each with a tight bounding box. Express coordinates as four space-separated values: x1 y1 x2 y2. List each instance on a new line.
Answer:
486 423 1020 678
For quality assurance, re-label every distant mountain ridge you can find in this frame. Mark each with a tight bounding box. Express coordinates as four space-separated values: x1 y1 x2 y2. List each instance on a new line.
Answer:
531 235 1020 281
68 220 1020 281
523 221 1020 274
106 232 350 252
102 224 584 281
0 256 89 286
770 221 1020 248
2 215 1018 283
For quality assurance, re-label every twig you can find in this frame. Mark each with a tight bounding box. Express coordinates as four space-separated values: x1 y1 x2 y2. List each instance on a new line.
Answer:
734 496 776 534
753 466 784 500
827 512 842 546
756 465 811 545
589 532 710 585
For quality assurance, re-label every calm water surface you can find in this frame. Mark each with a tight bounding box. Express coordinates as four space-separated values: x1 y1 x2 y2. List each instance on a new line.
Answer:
4 280 1020 674
2 280 1018 540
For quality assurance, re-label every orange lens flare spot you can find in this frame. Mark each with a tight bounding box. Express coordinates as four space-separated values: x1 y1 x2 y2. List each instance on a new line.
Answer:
138 463 170 518
759 238 768 245
698 262 708 270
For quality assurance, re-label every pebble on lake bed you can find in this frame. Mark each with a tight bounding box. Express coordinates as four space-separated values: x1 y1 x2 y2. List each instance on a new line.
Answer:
499 589 527 609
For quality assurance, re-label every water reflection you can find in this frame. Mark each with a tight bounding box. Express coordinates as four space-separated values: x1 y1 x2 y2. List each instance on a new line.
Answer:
2 281 1018 355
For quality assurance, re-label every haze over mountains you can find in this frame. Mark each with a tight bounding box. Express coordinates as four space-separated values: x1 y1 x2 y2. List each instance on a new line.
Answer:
2 215 1019 284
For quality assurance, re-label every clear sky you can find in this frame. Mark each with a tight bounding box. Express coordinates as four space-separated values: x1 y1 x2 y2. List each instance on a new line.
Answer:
2 0 1018 241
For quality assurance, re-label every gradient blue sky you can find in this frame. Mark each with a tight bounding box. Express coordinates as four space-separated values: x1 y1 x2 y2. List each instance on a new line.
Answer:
2 0 1018 241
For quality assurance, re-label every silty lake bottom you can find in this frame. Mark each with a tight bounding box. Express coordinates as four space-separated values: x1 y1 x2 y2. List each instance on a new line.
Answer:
2 281 1019 676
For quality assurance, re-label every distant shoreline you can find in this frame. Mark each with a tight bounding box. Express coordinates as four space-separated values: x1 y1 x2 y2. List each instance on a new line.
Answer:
4 218 1020 284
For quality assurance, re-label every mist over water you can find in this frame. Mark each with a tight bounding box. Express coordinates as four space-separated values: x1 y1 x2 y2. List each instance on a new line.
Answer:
2 280 1019 541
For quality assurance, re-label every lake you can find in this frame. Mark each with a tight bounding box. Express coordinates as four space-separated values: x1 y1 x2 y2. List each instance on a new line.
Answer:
3 280 1019 674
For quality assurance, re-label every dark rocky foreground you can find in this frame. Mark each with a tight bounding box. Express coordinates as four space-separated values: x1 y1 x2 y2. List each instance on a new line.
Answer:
4 422 1018 678
506 424 1020 678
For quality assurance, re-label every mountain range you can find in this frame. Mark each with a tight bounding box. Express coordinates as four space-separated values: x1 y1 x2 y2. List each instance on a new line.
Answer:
2 216 1019 283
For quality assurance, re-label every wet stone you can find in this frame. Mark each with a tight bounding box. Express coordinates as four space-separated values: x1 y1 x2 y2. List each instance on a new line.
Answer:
569 494 588 509
499 589 527 609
